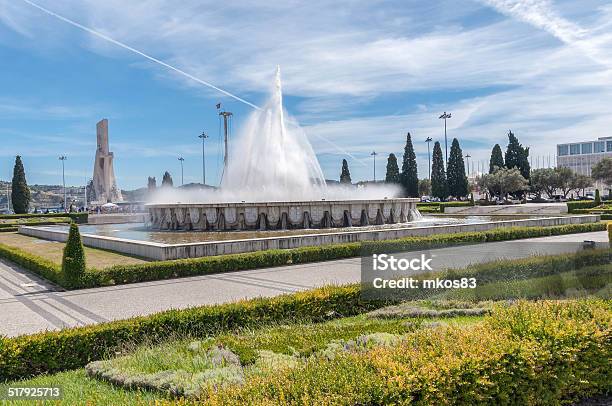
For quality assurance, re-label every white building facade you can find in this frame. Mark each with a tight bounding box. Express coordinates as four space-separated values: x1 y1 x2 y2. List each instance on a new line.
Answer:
557 137 612 177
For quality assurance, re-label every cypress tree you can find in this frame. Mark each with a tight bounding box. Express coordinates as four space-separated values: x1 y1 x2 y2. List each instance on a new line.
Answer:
339 159 352 184
447 138 468 198
505 130 530 180
162 171 174 188
385 153 400 184
11 155 30 214
431 141 447 200
489 144 504 174
62 223 86 288
400 132 419 197
147 176 157 192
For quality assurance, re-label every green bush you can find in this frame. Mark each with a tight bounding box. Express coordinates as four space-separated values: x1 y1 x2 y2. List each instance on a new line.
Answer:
595 189 601 205
0 212 87 223
62 223 86 288
0 243 61 283
203 300 611 405
567 201 599 213
0 285 384 381
608 222 612 243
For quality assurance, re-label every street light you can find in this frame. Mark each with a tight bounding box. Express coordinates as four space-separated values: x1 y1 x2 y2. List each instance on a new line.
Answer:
425 137 433 179
371 151 378 182
465 154 471 177
198 132 209 185
178 157 185 186
59 155 67 212
439 112 452 164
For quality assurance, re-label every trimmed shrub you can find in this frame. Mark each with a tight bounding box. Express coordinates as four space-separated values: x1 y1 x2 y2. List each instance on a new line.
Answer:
62 223 86 288
608 222 612 243
0 212 88 224
0 285 385 381
0 243 61 283
595 189 601 205
567 201 599 213
202 300 611 405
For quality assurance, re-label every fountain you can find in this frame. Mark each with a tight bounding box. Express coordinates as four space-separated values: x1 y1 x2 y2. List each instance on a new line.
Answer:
146 67 419 231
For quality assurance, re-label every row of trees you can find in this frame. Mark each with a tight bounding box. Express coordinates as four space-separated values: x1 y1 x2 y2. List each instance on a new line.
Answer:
340 133 469 199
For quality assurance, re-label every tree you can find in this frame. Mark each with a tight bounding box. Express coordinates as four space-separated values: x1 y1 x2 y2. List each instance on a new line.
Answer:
418 178 431 197
554 167 578 198
570 174 593 197
161 171 174 188
592 158 612 196
504 131 530 180
11 155 30 214
340 159 352 184
400 132 419 197
431 141 447 200
479 167 529 200
489 144 504 174
446 138 468 198
385 154 400 184
147 176 157 192
530 168 558 199
62 223 86 288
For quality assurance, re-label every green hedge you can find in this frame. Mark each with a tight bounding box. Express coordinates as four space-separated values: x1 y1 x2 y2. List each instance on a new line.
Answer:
567 201 599 213
81 222 607 289
416 201 474 213
0 222 606 290
572 208 612 214
0 285 385 381
0 243 62 284
0 219 70 228
0 212 88 223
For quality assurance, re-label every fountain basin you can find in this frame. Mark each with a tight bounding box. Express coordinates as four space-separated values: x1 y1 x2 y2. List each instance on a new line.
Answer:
146 198 420 231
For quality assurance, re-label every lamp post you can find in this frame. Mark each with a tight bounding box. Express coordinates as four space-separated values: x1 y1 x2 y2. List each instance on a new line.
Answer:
59 155 67 212
371 151 378 182
439 112 452 164
198 132 208 185
178 157 185 186
465 154 471 177
425 137 433 179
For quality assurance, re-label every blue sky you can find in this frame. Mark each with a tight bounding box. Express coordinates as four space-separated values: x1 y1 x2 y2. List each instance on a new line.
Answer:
1 0 611 189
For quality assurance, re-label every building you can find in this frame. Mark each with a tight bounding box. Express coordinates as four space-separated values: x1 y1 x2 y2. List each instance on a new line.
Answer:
92 119 122 203
557 137 612 176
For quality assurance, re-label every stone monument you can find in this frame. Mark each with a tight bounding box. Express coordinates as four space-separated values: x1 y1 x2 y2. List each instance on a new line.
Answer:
92 119 122 203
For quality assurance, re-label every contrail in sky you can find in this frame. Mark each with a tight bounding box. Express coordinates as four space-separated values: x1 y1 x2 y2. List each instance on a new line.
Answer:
20 0 261 110
20 0 368 166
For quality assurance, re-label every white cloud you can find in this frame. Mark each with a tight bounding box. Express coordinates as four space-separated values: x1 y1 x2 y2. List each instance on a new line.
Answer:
1 0 612 185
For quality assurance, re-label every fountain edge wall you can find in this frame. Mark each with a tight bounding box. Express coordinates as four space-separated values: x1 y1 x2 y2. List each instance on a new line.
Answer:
146 198 420 231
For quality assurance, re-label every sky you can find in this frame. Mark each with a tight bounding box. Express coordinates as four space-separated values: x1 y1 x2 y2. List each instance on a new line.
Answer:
0 0 611 190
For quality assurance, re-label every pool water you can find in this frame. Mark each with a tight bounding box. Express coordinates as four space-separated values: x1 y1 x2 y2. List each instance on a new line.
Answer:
43 215 533 245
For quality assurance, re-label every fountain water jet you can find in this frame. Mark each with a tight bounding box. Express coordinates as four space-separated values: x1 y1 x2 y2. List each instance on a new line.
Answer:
147 67 419 231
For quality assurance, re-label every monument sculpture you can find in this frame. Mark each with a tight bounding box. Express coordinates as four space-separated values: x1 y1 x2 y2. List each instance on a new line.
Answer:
92 119 122 203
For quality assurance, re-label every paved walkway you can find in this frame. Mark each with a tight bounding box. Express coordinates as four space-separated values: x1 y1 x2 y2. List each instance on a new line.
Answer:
0 231 608 337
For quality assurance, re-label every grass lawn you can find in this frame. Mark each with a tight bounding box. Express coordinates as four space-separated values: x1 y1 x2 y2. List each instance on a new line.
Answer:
0 232 147 269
